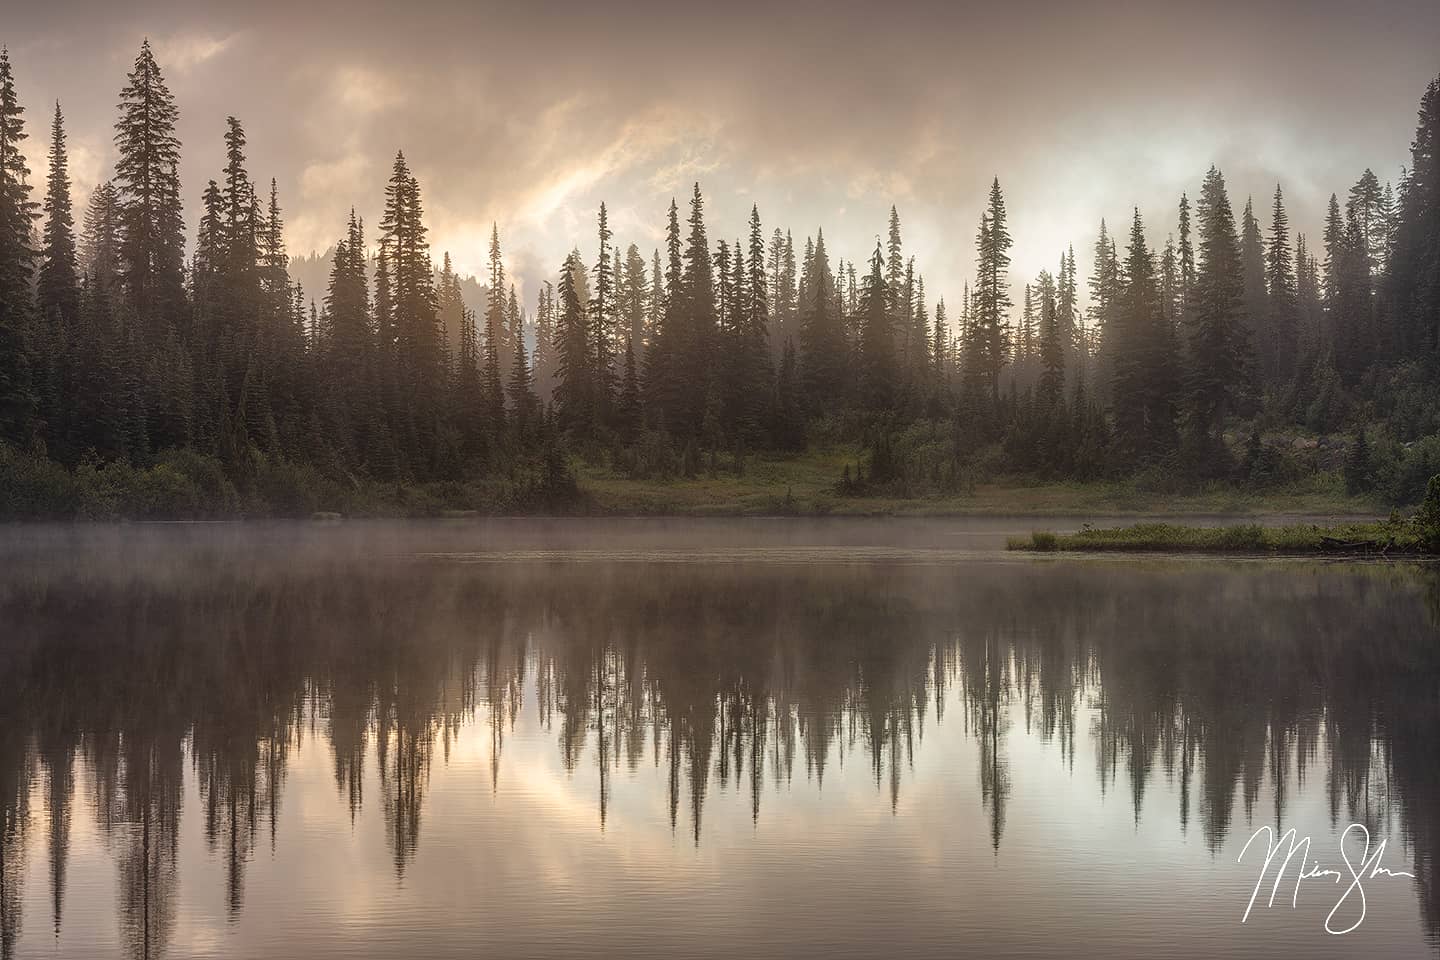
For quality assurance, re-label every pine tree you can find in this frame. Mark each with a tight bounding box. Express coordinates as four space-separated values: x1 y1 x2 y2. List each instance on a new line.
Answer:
912 273 930 385
1017 283 1036 369
648 248 663 352
885 207 912 375
191 179 223 322
554 251 591 430
0 46 37 442
1239 196 1268 397
482 223 510 418
616 335 642 442
508 288 536 434
767 228 798 358
798 230 845 409
1112 208 1177 458
675 183 716 438
36 101 81 454
715 239 733 352
80 182 121 294
38 101 78 332
532 280 557 400
1264 185 1298 385
379 151 443 465
1347 168 1386 277
1186 166 1249 459
262 179 289 306
1389 74 1439 358
1160 237 1178 326
1038 268 1064 408
771 338 804 451
262 178 304 449
1058 246 1079 382
618 242 649 361
1344 428 1372 494
968 178 1013 406
644 198 683 426
1087 219 1120 396
209 116 271 452
1325 192 1372 383
437 252 465 393
373 244 393 350
74 184 126 458
1177 193 1195 322
725 204 772 442
857 243 896 411
323 211 371 418
932 299 950 398
1295 233 1322 355
113 40 187 343
590 203 616 420
885 206 905 304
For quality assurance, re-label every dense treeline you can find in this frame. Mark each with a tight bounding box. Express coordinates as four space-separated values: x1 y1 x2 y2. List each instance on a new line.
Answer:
0 43 1438 515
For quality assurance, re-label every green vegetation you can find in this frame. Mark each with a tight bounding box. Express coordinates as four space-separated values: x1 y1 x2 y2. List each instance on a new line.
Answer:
0 441 578 520
579 441 1370 517
1007 475 1440 554
2 436 1388 520
1008 522 1420 554
1 46 1439 522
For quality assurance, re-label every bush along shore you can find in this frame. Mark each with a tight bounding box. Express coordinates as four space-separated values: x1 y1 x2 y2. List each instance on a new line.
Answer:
1008 476 1440 556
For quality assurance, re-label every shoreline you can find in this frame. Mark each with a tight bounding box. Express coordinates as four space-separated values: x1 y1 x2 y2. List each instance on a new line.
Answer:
1006 521 1438 557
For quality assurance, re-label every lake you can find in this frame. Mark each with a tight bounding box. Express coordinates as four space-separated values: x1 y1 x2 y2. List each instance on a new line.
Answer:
1 519 1437 959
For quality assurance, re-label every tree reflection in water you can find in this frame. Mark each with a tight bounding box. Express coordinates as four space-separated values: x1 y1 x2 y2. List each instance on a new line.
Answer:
0 532 1437 959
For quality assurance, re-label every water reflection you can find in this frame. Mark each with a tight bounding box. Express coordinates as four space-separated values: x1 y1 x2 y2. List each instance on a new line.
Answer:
0 526 1438 958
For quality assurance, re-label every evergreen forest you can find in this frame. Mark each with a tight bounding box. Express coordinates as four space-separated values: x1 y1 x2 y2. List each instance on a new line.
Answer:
1 42 1439 517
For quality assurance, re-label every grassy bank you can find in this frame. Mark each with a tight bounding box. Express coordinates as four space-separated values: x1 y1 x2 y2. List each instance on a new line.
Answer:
577 444 1376 517
0 442 581 520
1007 519 1438 555
0 439 1400 521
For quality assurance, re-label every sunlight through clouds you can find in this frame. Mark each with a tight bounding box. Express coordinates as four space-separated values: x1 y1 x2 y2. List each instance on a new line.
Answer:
149 30 238 73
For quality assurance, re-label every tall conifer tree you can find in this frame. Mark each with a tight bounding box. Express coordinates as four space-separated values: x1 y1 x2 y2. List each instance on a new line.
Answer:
1186 167 1248 458
1264 185 1298 384
113 40 186 341
0 47 37 441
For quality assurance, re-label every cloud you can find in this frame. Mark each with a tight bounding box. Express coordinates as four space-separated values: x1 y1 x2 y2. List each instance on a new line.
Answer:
5 0 1439 314
149 30 238 74
333 65 404 115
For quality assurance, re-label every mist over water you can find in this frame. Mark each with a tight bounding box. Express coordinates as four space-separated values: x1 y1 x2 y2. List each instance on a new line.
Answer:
1 521 1438 959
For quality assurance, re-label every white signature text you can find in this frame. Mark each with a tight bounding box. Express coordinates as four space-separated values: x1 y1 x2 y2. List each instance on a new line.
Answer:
1238 823 1415 935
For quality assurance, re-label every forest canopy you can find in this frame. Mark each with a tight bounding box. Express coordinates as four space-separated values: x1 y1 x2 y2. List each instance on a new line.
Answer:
0 42 1437 517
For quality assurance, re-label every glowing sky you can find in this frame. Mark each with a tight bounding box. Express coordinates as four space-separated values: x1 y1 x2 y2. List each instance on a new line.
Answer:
7 0 1440 312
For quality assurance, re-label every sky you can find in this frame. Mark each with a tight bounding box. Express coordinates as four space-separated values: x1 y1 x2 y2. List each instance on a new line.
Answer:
6 0 1440 314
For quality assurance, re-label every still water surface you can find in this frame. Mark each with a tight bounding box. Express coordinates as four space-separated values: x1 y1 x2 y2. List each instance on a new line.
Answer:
1 520 1438 959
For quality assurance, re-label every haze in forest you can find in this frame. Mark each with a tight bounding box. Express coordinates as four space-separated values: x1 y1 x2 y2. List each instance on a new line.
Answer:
6 0 1439 304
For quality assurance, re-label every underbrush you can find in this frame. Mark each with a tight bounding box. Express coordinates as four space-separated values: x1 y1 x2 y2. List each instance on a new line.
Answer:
1006 480 1440 553
0 442 583 520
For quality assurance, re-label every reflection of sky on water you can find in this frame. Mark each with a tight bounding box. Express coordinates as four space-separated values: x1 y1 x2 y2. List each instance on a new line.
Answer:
1 523 1437 959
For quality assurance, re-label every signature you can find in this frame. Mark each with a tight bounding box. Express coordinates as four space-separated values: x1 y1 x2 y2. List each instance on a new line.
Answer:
1238 823 1416 935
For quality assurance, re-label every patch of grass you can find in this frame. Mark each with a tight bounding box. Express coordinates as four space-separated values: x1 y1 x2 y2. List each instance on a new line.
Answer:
579 445 1380 518
1029 531 1058 551
1008 520 1433 555
0 441 586 521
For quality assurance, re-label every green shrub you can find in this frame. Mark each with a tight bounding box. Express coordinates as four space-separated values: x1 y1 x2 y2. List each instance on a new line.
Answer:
114 461 204 518
1305 360 1350 434
156 448 241 514
1416 475 1440 550
1344 431 1373 494
0 442 85 518
1375 435 1440 505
